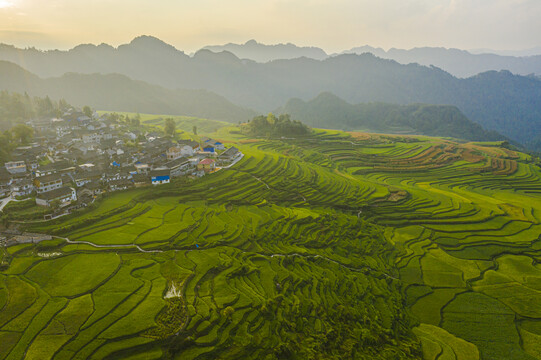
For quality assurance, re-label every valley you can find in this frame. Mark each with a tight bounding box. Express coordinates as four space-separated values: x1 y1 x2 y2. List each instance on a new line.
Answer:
2 123 541 359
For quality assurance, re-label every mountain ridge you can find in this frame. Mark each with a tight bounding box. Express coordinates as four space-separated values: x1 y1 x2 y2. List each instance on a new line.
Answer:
277 92 507 142
0 60 256 122
343 45 541 78
202 39 328 62
1 38 540 148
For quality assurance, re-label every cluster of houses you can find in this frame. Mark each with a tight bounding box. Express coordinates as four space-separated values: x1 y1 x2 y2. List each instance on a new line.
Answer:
0 110 242 212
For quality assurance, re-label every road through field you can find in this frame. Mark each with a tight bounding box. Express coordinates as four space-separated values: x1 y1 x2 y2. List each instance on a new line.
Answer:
0 195 12 212
58 236 164 253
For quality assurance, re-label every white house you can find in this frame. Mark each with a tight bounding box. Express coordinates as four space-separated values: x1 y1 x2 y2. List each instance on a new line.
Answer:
206 139 225 151
167 141 199 160
34 173 63 193
36 187 77 207
165 157 192 177
125 132 137 141
11 180 34 198
5 161 27 174
150 169 171 185
75 176 92 188
82 132 102 143
218 147 241 164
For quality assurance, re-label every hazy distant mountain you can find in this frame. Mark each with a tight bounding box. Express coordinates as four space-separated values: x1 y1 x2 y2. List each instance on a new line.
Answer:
469 47 541 57
0 36 540 147
0 36 192 79
202 39 328 62
344 46 541 78
278 92 505 142
0 61 256 122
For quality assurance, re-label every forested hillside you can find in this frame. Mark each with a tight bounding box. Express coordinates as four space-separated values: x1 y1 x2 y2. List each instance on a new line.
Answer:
0 61 256 123
0 37 540 148
0 91 72 163
0 36 541 149
242 113 311 137
278 93 506 141
0 91 69 128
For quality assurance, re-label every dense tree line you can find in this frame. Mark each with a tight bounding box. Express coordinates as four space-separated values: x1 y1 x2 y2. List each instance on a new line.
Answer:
0 91 70 130
0 124 36 164
280 93 506 142
243 113 310 137
103 112 141 127
0 91 72 163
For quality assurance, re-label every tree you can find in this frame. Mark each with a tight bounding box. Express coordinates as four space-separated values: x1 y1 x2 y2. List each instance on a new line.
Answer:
0 131 11 163
222 306 235 319
192 125 197 135
243 113 310 137
165 118 176 136
108 112 120 123
54 108 62 119
58 98 69 111
11 124 34 144
132 117 140 127
82 105 93 119
36 96 54 116
267 113 277 125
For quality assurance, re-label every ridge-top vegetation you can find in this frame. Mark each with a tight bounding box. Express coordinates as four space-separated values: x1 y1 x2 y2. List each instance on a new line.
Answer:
242 113 311 137
278 92 506 142
2 122 541 359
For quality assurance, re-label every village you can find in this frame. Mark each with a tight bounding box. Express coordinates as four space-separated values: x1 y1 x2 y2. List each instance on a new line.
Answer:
0 109 242 219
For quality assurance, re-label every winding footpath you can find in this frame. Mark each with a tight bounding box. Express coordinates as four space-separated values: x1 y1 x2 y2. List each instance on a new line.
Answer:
53 235 396 279
57 236 164 253
0 195 13 212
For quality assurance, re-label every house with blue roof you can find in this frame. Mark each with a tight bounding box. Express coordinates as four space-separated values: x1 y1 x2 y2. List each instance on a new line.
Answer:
201 137 225 151
150 169 171 185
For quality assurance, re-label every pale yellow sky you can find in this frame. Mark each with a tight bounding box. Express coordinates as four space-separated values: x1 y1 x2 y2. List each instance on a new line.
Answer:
0 0 539 52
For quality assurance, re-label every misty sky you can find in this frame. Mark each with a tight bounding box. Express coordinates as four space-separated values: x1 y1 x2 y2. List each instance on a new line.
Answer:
0 0 539 52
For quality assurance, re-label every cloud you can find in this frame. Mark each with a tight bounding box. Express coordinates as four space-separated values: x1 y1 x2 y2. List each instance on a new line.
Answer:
0 30 71 49
0 1 14 9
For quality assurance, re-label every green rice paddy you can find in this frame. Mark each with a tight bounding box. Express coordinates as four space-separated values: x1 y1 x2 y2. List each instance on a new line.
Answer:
2 128 541 359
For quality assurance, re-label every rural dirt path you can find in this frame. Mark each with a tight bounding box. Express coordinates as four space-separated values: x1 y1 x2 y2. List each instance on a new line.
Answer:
55 236 396 280
220 153 244 169
0 195 12 212
58 237 164 253
248 174 271 189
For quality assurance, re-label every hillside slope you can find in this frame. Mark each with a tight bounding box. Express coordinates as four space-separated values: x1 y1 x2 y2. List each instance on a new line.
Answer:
1 37 541 147
4 127 541 358
0 61 256 122
278 92 506 142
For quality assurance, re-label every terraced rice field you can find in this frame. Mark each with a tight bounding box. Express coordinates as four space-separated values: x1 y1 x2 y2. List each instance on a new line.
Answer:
2 128 541 359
